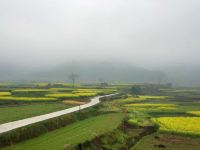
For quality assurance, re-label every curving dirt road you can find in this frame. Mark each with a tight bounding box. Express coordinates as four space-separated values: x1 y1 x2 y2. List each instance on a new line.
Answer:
0 93 117 134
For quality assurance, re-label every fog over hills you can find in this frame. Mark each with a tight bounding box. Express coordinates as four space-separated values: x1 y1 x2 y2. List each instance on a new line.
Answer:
0 61 165 84
0 61 200 87
34 61 167 83
0 0 200 87
161 65 200 87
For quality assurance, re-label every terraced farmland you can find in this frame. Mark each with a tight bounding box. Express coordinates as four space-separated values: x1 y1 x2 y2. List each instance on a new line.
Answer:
1 83 200 150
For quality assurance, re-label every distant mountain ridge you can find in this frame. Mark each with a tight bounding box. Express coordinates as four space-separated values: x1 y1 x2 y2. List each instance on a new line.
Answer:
34 62 166 83
0 61 165 84
1 61 200 87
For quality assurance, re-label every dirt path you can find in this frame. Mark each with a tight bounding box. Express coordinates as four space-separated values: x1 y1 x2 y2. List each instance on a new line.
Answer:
0 93 117 134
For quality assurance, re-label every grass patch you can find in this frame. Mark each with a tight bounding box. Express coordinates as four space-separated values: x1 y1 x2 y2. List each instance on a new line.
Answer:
132 133 200 150
4 113 124 150
0 103 71 124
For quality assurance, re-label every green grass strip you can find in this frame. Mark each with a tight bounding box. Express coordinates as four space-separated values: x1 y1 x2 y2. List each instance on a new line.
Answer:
4 113 124 150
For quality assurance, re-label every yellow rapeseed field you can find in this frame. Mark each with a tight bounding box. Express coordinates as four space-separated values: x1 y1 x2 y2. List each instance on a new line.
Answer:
116 95 168 103
0 92 11 96
0 96 56 101
46 92 97 98
188 111 200 116
125 103 176 107
152 117 200 136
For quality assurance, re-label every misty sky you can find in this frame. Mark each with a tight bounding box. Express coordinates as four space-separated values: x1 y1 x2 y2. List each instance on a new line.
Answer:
0 0 200 69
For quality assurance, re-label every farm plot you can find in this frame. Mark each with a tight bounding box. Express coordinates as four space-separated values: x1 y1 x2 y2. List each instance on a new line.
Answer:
0 87 116 102
116 95 168 104
152 117 200 136
0 97 57 101
125 103 177 113
187 111 200 116
46 92 97 99
0 92 11 96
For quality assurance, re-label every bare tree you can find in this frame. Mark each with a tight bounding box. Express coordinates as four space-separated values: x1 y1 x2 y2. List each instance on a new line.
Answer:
68 73 79 87
155 71 166 85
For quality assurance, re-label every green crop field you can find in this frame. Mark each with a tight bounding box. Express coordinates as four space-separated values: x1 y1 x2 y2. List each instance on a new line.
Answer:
4 113 124 150
0 103 71 124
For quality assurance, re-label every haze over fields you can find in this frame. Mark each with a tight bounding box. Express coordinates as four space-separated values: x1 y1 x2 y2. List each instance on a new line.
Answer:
0 0 200 86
